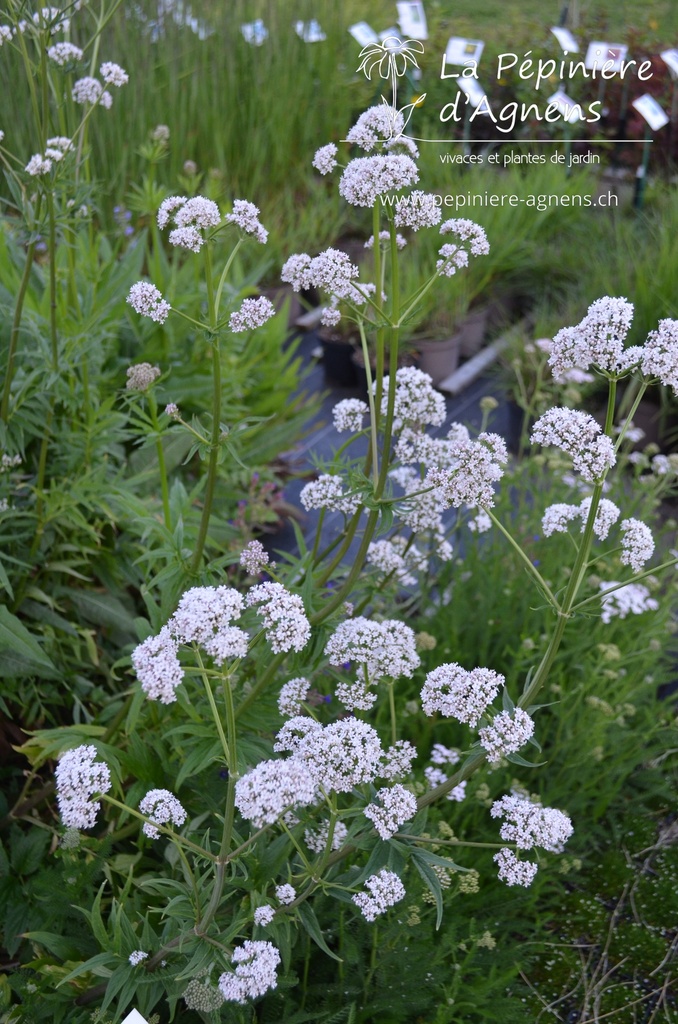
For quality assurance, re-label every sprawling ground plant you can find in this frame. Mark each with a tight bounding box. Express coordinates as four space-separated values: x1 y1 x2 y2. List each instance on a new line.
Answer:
1 10 678 1023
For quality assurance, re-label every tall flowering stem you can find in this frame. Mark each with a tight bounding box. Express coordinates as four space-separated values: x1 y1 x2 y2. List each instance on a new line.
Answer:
190 245 221 575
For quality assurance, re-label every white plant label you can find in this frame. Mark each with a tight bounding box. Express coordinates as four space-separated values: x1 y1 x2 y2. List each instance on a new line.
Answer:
396 1 428 40
584 42 628 72
551 27 579 53
632 94 669 131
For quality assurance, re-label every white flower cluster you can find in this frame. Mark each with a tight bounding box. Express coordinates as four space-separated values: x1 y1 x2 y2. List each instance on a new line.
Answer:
380 739 417 780
393 190 442 231
491 792 573 852
599 581 658 623
364 230 408 249
48 41 83 63
420 662 503 726
333 398 369 433
382 367 446 431
100 61 129 87
239 539 270 575
225 199 268 243
549 297 634 377
157 195 221 252
71 76 112 109
218 940 281 1003
229 296 275 333
277 677 311 717
138 788 187 838
125 362 161 392
274 715 322 754
339 154 419 208
345 105 406 150
301 719 385 792
364 784 417 839
352 869 406 921
275 883 296 904
254 905 275 927
131 586 249 702
25 153 52 176
0 25 13 45
468 510 492 533
245 582 311 653
479 709 535 764
305 820 348 853
282 247 360 302
531 408 616 482
312 143 338 175
235 757 319 827
127 281 171 324
299 473 360 515
427 432 508 510
620 518 655 573
493 848 538 887
55 744 111 829
425 745 465 801
129 950 148 966
367 537 427 587
325 616 420 683
542 497 620 540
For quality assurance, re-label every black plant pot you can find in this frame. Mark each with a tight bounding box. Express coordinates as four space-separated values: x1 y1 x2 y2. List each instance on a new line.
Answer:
320 332 358 386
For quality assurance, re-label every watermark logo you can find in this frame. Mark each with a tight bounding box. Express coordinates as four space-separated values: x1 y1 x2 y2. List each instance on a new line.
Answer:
357 36 426 136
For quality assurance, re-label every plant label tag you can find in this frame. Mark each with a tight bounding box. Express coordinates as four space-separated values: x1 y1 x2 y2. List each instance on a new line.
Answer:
396 2 428 40
349 22 378 46
121 1011 150 1024
632 94 669 131
240 20 268 46
294 20 326 43
548 90 582 123
445 37 484 66
584 42 628 72
550 27 579 53
458 77 487 109
661 48 678 77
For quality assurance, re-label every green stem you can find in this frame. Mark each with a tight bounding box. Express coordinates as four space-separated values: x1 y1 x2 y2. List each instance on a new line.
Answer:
387 682 397 748
190 246 221 575
486 508 558 609
359 321 379 486
149 394 171 529
214 237 244 318
102 794 215 861
372 202 384 424
571 556 678 613
196 649 230 763
1 239 38 421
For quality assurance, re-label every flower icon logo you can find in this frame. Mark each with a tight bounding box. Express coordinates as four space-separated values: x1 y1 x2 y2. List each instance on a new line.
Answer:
357 37 425 137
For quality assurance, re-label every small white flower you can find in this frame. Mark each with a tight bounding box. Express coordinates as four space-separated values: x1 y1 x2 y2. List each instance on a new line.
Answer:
225 199 268 243
619 518 655 573
100 61 128 86
275 883 296 904
254 905 275 927
421 663 503 726
245 582 311 653
25 154 52 176
364 784 417 839
55 745 111 829
129 950 148 966
48 41 83 63
352 869 406 921
139 789 187 839
494 848 538 887
218 941 281 1004
332 398 369 433
479 709 535 765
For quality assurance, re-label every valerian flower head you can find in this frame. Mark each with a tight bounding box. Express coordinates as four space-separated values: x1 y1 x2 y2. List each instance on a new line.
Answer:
599 581 659 623
339 154 419 208
72 76 112 108
305 820 348 853
641 319 678 393
549 297 634 378
531 408 615 482
333 398 369 433
277 677 311 717
494 848 539 887
275 883 296 904
479 709 535 764
169 585 247 663
127 281 171 323
439 218 490 256
364 784 417 839
254 905 275 927
420 663 503 726
239 539 270 575
25 154 52 176
352 868 406 921
325 616 420 682
298 718 385 792
312 143 338 174
381 366 446 431
125 362 161 391
245 582 311 653
619 518 654 573
129 950 148 966
55 744 111 829
218 941 281 1003
229 296 275 333
139 789 187 838
131 625 183 703
99 61 128 86
364 230 407 250
491 792 573 852
427 432 508 510
345 104 406 149
225 199 268 243
393 190 442 230
235 757 318 827
48 40 83 63
299 474 360 515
